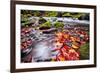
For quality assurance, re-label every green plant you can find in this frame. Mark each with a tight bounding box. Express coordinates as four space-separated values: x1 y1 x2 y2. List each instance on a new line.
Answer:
33 11 41 17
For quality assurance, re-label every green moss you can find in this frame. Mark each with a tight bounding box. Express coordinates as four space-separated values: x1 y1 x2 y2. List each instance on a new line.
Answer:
40 21 52 28
79 43 89 60
62 12 84 19
45 11 58 17
54 22 64 28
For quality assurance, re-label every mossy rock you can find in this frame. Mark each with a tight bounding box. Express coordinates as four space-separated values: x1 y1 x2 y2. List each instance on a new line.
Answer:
54 22 64 29
79 43 89 60
39 21 52 28
39 17 47 24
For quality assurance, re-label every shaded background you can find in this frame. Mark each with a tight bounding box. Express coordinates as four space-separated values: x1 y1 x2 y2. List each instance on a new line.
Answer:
0 0 100 73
